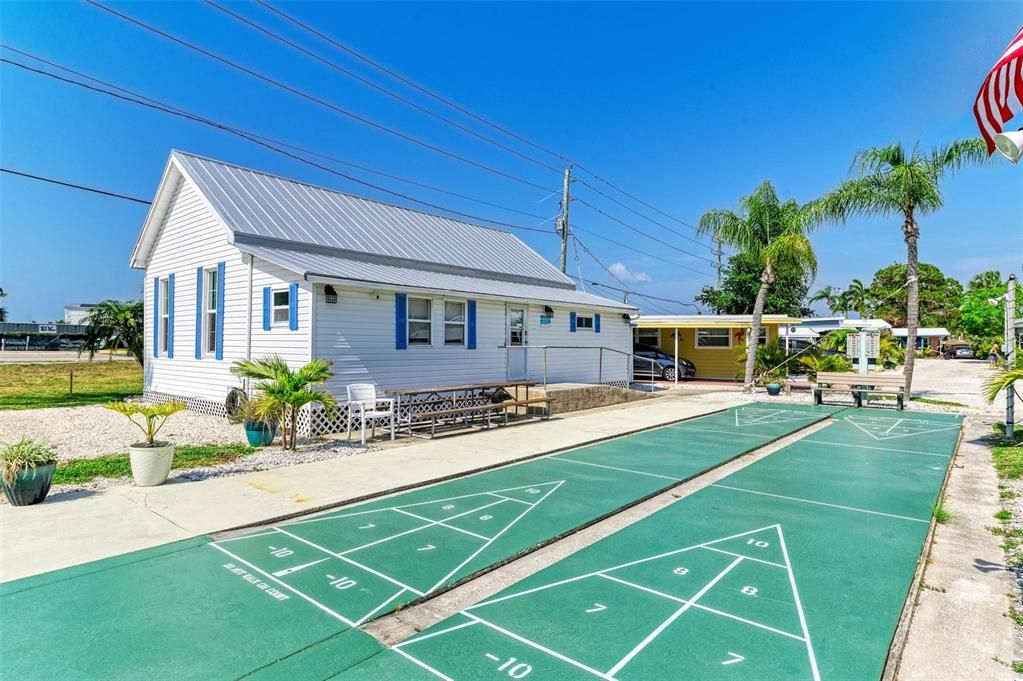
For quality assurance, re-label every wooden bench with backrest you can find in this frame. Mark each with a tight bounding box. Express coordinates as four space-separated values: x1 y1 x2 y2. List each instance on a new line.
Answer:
813 372 905 410
408 398 556 437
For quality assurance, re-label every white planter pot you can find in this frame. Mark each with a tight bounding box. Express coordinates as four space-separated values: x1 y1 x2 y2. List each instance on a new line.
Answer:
128 442 175 487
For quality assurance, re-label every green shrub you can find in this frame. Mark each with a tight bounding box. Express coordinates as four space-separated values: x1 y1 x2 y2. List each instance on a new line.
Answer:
0 438 57 485
800 353 853 380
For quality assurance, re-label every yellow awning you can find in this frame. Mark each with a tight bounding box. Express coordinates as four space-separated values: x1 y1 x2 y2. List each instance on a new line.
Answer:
636 316 802 329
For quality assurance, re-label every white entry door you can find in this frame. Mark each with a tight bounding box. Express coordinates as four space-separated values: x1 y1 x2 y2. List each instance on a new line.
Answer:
506 306 527 379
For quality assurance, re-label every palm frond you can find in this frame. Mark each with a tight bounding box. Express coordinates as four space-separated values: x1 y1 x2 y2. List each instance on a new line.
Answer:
984 368 1023 404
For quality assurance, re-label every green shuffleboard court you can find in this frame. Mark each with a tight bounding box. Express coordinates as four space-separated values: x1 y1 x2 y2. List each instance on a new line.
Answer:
344 408 962 681
0 404 839 680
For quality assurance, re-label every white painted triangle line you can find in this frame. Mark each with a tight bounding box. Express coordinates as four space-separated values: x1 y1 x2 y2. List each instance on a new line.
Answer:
271 557 329 577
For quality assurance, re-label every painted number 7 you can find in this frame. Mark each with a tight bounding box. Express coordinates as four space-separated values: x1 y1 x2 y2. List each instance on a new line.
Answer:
722 652 744 665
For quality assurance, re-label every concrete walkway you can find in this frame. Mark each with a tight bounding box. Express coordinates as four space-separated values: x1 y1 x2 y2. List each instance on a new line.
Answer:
0 396 744 583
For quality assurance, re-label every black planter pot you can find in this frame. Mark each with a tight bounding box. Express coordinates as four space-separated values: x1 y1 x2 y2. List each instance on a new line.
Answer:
2 463 56 506
244 421 277 447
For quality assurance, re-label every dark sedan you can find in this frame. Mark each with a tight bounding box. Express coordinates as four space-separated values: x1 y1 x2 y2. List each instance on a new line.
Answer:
632 344 696 382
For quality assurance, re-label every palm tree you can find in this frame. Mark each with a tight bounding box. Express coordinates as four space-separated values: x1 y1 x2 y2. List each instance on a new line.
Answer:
810 139 987 397
984 367 1021 404
80 300 145 366
698 181 819 391
843 278 870 318
231 355 337 450
968 270 1002 291
808 285 840 315
0 287 7 322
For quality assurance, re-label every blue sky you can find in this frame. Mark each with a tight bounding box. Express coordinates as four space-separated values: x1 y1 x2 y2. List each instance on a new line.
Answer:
1 1 1020 321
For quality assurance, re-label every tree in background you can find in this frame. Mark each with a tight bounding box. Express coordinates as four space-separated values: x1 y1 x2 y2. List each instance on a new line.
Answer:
807 285 843 315
865 263 963 331
960 281 1007 339
80 300 145 366
811 139 987 397
0 288 6 322
968 270 1003 291
841 279 871 318
697 252 813 317
697 181 820 391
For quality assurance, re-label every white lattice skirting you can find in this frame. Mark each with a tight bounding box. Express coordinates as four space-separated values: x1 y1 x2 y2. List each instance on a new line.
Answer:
143 390 228 419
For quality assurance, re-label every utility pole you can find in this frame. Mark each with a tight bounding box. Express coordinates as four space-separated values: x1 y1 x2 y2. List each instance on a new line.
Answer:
713 237 723 287
557 164 573 273
1007 273 1017 438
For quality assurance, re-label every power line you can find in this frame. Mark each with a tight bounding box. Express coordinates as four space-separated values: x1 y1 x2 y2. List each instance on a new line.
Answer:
0 55 553 235
257 0 573 165
1 167 151 204
573 226 715 278
85 1 559 194
573 195 717 264
1 45 551 222
204 0 563 176
254 1 717 255
572 235 697 312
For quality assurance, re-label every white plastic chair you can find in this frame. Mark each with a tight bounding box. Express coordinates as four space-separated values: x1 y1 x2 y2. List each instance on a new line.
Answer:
346 383 395 445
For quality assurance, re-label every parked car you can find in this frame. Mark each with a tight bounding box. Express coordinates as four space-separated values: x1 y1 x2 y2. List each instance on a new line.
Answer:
632 344 696 382
949 346 975 359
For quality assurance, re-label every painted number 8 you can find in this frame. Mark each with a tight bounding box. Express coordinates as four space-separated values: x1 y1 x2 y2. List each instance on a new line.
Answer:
741 586 758 596
673 567 690 576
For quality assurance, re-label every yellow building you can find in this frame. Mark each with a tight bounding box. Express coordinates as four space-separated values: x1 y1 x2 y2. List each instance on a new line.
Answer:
633 315 802 380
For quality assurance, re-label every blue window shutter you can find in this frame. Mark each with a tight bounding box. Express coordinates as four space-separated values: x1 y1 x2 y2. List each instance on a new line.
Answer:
195 267 203 359
569 311 577 333
467 300 477 350
152 277 159 357
594 313 601 334
262 287 271 331
167 273 175 358
215 261 225 360
289 283 299 331
395 293 408 349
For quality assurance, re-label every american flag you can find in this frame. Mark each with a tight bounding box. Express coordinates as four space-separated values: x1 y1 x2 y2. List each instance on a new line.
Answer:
974 26 1023 154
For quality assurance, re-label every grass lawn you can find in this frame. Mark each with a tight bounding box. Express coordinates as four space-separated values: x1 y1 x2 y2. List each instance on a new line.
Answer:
993 447 1023 479
0 361 143 410
55 444 256 484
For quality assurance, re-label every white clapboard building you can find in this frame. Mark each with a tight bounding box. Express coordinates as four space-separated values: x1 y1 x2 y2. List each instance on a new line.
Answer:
131 151 636 432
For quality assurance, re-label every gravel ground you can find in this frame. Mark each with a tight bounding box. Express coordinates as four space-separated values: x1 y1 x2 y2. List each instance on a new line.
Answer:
6 438 374 503
0 404 244 460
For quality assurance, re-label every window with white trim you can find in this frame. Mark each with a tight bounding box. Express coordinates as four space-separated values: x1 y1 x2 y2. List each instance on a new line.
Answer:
755 327 769 345
205 268 218 355
576 314 594 330
407 297 432 345
272 289 290 326
159 278 170 354
696 327 731 348
635 328 659 347
444 301 465 345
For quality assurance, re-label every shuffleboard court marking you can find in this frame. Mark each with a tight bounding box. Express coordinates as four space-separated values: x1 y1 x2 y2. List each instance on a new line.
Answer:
209 542 357 627
665 426 776 439
606 555 744 676
391 508 491 541
733 407 821 428
711 484 930 523
354 588 408 627
800 439 951 458
844 415 961 442
405 524 818 679
392 647 455 681
552 457 682 481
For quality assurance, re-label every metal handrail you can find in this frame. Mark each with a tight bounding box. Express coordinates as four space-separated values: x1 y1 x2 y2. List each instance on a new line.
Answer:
506 344 660 389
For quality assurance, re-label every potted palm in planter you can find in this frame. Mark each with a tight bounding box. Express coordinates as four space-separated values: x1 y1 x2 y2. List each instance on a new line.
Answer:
105 401 186 486
0 438 58 506
238 397 281 447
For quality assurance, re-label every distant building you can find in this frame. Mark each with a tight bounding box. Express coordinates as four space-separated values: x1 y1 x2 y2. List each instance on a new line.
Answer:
64 304 98 325
892 327 950 352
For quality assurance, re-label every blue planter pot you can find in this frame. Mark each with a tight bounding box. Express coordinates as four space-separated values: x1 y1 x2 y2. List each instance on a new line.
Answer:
765 383 783 396
244 421 277 447
2 463 56 506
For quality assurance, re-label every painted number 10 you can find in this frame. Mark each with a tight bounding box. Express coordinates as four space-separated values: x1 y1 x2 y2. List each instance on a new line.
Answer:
746 538 769 548
497 657 532 678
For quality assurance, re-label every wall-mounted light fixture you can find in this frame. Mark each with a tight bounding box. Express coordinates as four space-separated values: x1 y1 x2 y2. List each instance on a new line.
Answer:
324 284 338 304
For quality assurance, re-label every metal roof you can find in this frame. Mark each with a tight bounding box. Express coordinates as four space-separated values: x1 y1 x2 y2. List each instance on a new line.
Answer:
634 314 802 328
240 244 637 311
172 151 572 287
891 327 950 337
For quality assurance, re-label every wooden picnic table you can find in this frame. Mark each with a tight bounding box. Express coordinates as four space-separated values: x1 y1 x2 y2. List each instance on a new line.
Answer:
385 380 542 437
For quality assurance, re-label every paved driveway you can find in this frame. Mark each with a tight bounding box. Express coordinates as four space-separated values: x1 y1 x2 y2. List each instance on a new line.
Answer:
910 358 1002 414
0 350 133 363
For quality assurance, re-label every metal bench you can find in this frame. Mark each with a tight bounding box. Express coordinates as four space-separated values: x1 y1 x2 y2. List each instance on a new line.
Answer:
813 372 905 410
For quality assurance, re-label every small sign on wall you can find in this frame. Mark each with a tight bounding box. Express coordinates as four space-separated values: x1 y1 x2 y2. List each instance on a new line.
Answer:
38 324 57 334
539 314 551 326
